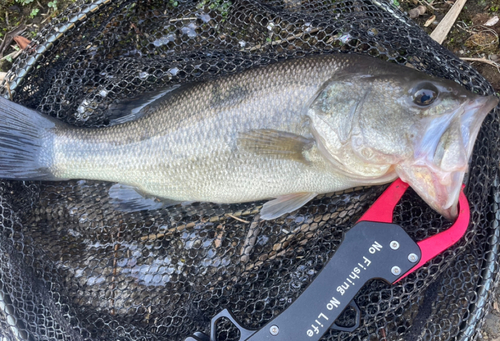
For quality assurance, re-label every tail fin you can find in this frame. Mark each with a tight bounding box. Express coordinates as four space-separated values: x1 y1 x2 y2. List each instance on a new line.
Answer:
0 96 61 180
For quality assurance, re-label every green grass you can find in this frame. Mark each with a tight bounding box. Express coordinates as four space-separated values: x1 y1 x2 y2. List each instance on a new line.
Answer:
30 8 40 18
48 0 58 10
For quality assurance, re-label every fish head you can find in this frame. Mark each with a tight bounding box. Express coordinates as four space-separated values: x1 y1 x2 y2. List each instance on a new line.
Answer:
395 83 498 220
309 58 498 219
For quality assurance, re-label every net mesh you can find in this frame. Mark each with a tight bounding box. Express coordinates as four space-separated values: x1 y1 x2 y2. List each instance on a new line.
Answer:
0 0 499 340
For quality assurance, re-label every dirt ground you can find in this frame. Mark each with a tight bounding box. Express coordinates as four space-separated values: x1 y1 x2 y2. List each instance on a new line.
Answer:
483 286 500 341
0 0 76 70
402 0 500 94
1 0 500 339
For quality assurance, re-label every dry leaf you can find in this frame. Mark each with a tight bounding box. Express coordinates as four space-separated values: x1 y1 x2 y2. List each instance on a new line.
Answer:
13 36 31 50
214 224 225 248
424 15 436 27
484 16 499 27
466 31 497 48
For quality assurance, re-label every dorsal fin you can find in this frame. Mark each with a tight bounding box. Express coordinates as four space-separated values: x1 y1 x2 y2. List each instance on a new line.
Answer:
106 85 181 126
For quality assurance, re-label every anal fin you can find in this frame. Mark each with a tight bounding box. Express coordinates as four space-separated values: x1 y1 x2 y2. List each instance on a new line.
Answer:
238 129 314 164
109 183 182 212
260 192 317 220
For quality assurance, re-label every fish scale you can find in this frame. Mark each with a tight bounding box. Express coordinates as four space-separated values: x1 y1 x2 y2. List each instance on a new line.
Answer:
0 54 497 220
53 56 343 197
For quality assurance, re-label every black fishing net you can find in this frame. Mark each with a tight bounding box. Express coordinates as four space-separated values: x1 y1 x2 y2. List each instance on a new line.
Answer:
0 0 499 340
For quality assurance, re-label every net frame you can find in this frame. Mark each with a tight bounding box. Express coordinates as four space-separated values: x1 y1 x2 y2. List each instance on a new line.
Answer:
0 0 499 340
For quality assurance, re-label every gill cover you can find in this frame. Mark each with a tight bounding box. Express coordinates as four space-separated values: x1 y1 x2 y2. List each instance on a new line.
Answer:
307 74 400 183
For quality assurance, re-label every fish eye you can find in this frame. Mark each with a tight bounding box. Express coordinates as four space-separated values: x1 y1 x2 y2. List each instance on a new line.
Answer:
413 83 438 106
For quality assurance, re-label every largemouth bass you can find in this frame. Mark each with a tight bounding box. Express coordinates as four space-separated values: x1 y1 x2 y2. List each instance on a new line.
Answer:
0 54 497 220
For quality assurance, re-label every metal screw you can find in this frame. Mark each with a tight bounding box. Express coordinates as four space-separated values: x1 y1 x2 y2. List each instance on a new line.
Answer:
408 253 419 263
391 266 401 276
270 325 279 336
390 241 400 250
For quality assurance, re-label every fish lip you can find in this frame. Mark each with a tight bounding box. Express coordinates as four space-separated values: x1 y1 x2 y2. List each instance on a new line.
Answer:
463 95 498 131
462 95 498 155
468 94 499 114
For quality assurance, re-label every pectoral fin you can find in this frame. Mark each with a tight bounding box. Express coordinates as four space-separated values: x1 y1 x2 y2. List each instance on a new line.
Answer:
238 129 314 164
109 183 182 212
260 192 317 220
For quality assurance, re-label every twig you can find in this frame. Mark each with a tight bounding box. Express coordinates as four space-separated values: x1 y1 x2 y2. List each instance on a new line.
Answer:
418 0 436 11
0 49 22 62
430 0 467 44
41 16 53 24
140 207 260 241
240 215 261 264
380 328 387 340
226 213 249 224
6 82 12 101
110 226 122 316
5 12 8 27
0 24 26 58
141 221 196 241
214 224 225 248
244 28 320 52
456 21 476 34
457 21 499 39
0 72 6 82
37 0 45 8
460 57 500 73
238 217 326 277
169 17 197 22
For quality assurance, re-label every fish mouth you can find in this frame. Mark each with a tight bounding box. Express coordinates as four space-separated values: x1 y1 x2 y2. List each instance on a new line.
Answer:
396 94 498 220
